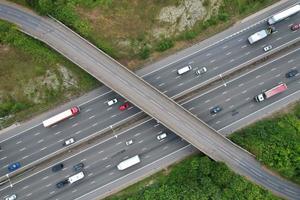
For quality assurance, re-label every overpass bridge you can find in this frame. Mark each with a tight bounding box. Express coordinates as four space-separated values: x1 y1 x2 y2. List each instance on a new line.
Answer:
0 1 299 199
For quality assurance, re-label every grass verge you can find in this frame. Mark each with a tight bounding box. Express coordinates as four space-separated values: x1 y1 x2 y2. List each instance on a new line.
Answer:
105 155 279 200
230 101 300 185
0 19 99 127
10 0 279 70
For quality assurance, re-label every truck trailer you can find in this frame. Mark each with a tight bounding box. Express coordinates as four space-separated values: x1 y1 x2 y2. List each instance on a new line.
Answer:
117 155 141 170
42 106 80 127
254 83 287 102
268 4 300 25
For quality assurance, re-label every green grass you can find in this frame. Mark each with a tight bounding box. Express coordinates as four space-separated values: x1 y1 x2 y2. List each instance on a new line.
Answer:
0 19 99 127
230 102 300 184
105 155 279 200
10 0 279 70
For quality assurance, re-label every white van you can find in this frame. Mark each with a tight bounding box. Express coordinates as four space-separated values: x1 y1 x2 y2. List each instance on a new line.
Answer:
177 65 192 75
68 171 85 184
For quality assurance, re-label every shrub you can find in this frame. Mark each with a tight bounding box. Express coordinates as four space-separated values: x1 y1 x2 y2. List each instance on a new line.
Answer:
181 30 198 40
203 0 210 7
218 12 229 22
139 46 150 59
156 38 174 52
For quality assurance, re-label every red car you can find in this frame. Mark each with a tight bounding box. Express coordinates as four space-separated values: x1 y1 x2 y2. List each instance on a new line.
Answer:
291 23 300 31
119 102 130 111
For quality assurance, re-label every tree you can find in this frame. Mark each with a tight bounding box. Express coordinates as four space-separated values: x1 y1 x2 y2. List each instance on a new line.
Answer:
38 0 54 15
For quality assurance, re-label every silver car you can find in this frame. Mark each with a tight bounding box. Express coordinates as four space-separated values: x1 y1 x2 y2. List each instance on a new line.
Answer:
157 133 167 140
195 67 207 75
263 45 272 52
64 137 75 146
5 194 17 200
125 139 133 146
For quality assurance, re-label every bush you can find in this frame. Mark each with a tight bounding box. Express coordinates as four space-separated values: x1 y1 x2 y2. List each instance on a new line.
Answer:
0 97 29 118
295 103 300 119
230 103 300 184
218 12 229 21
106 155 278 200
37 0 54 15
205 17 218 26
203 0 210 7
139 46 150 59
156 38 174 52
181 30 198 40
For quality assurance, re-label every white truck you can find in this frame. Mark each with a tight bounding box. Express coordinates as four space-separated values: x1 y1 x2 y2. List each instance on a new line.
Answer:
254 83 287 102
117 155 141 170
42 106 80 127
68 171 85 184
268 4 300 25
247 27 274 44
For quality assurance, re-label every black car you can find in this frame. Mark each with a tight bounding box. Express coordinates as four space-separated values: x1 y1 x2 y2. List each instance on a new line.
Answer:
285 69 298 78
210 106 222 114
52 163 64 172
56 179 69 188
73 163 84 172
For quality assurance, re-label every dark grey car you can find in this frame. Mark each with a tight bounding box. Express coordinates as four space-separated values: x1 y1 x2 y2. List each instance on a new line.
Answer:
56 179 68 188
52 163 64 172
73 163 84 172
210 106 222 114
285 69 298 78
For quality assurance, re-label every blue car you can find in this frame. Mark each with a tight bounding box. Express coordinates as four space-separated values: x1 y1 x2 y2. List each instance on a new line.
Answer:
8 162 21 172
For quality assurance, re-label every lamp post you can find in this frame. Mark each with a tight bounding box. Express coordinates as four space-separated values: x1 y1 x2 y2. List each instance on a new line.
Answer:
219 74 227 87
6 174 12 188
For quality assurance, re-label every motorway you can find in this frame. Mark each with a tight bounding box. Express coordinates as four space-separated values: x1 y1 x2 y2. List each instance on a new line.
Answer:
0 0 297 199
1 1 300 178
0 43 300 200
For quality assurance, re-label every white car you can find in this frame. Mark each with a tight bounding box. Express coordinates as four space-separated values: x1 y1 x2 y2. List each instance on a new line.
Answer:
125 139 133 146
107 98 118 106
64 137 75 146
157 133 167 140
195 67 207 75
263 45 272 52
5 194 17 200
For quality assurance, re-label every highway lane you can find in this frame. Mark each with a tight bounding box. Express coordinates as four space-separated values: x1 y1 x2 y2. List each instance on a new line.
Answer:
184 49 300 130
1 1 300 198
1 45 300 200
1 2 300 178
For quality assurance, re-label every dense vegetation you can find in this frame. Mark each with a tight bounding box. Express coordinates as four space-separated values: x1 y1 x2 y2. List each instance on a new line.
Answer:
106 156 279 200
231 102 300 184
10 0 278 68
0 20 98 126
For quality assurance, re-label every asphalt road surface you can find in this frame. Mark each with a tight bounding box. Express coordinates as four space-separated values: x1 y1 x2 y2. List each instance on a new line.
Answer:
0 0 297 199
1 43 299 200
0 1 300 179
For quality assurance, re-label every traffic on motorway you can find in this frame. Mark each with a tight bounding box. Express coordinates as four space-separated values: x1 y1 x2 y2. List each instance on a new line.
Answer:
1 2 300 200
1 42 299 200
1 3 300 179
